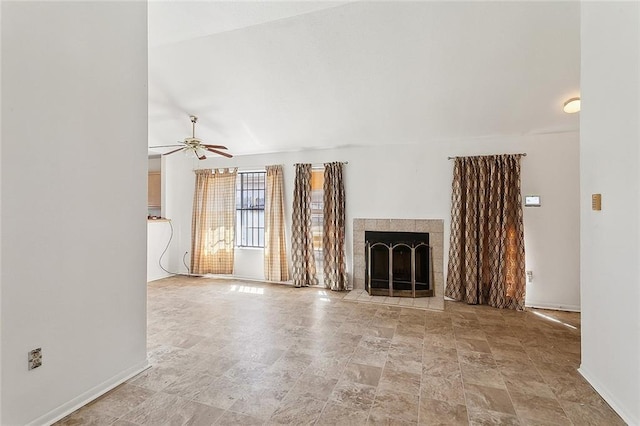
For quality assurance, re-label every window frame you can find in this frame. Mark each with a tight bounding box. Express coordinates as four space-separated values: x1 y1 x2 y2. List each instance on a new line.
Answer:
310 168 324 277
235 171 266 248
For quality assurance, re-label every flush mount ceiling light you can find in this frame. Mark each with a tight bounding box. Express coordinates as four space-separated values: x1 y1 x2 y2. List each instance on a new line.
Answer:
563 97 581 113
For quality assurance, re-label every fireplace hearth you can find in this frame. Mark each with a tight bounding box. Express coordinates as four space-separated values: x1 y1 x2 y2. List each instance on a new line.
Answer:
365 231 433 298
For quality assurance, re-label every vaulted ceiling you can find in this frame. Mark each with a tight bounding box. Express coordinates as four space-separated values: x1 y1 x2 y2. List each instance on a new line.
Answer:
148 1 580 156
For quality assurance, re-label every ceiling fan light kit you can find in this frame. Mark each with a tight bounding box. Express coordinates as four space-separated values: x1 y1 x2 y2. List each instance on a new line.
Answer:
149 115 233 159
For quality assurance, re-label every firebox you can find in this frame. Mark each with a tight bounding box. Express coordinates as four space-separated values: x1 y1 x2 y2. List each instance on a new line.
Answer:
365 231 433 297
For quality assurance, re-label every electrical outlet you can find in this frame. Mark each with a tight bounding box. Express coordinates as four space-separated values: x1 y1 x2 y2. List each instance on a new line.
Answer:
526 270 533 282
28 348 42 370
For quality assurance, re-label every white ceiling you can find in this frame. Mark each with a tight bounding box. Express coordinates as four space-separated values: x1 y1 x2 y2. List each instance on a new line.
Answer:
148 1 351 47
148 1 580 156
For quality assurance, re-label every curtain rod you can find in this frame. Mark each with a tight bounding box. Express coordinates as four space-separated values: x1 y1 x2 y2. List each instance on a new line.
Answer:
293 161 349 166
192 165 270 172
192 161 349 171
447 153 527 160
192 167 240 173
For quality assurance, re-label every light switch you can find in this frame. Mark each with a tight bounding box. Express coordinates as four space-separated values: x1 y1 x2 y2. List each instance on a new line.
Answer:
592 194 602 211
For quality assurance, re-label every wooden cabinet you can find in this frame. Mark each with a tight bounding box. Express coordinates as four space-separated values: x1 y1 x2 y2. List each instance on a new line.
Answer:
148 172 161 208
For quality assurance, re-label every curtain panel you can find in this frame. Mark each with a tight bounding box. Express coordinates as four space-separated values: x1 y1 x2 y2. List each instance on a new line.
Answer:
264 165 289 281
323 162 348 291
190 168 237 275
445 155 526 310
291 164 317 287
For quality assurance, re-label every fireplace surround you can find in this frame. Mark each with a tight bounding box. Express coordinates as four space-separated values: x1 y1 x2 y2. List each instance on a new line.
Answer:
353 219 444 310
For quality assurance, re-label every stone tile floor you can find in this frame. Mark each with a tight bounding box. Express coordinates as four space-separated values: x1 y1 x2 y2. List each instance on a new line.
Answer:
56 276 625 425
344 289 444 310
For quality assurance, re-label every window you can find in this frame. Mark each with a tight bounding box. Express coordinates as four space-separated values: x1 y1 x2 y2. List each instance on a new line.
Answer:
310 169 324 277
236 172 266 247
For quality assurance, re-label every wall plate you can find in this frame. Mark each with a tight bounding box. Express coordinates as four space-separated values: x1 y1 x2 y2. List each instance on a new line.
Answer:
28 348 42 370
525 195 541 207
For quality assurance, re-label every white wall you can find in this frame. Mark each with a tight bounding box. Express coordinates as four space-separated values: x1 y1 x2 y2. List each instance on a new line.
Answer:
0 2 4 420
163 132 580 309
147 221 173 282
162 154 194 275
148 157 161 172
579 2 640 424
1 2 148 425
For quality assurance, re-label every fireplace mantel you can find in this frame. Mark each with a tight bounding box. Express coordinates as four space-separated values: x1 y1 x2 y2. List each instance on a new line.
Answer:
353 219 444 310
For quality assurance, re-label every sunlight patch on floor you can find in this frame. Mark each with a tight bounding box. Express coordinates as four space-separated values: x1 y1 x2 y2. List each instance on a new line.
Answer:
229 285 264 295
533 310 578 329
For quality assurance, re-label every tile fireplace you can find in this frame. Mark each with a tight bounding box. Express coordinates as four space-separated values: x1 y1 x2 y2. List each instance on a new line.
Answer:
353 219 444 310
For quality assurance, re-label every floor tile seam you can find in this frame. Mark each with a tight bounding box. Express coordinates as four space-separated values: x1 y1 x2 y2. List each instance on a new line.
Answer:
551 390 592 425
312 388 358 426
371 362 419 422
456 348 500 373
312 396 334 425
368 408 419 425
496 365 530 425
222 407 265 425
344 297 435 313
119 382 164 418
452 343 475 425
459 360 508 391
417 332 427 425
92 385 160 423
529 356 577 421
557 398 617 425
311 339 355 425
267 395 326 425
365 340 391 425
516 410 574 426
461 362 526 420
166 384 231 417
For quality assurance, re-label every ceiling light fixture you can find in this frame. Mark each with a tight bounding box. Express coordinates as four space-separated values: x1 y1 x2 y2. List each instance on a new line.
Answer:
563 97 581 113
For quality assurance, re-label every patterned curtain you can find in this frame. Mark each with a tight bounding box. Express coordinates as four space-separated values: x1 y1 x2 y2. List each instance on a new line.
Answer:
323 162 348 291
264 165 289 281
445 155 526 310
291 164 317 287
190 168 237 275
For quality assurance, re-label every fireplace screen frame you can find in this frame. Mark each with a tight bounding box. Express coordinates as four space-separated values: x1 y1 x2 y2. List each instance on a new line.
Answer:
365 240 434 298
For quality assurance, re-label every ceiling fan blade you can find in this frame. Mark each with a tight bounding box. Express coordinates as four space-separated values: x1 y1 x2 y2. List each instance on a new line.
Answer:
206 147 233 158
163 147 185 155
149 144 183 148
202 144 228 150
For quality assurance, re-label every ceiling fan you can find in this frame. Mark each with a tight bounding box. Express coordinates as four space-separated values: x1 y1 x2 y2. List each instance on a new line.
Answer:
150 115 233 160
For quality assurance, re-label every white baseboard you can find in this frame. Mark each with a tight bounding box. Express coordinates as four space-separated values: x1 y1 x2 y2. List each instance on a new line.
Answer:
444 296 581 312
525 301 580 312
578 365 638 426
147 272 172 282
208 274 293 286
28 359 150 426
